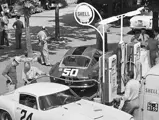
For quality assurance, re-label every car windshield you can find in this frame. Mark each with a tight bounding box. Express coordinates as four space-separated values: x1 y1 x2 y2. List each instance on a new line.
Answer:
61 55 90 67
38 89 81 111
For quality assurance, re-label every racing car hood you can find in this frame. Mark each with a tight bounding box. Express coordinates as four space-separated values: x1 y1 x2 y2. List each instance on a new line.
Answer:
45 99 132 120
61 99 132 120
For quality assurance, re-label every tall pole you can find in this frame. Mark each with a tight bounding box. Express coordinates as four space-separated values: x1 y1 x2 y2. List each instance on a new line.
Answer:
152 11 158 29
121 0 123 14
108 1 113 17
93 8 105 103
55 3 60 41
119 15 124 44
74 3 105 103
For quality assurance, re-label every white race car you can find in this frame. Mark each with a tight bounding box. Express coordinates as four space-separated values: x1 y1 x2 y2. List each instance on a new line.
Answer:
0 82 133 120
130 15 152 30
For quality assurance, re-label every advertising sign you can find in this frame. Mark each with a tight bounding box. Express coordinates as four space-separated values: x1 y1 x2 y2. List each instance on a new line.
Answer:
74 3 95 25
130 16 152 29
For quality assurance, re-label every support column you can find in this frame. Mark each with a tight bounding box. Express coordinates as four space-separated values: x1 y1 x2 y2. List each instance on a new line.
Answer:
55 4 60 41
152 11 158 29
107 1 113 17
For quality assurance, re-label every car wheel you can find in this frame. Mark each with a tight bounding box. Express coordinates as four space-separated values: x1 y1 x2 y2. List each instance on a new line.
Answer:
0 111 12 120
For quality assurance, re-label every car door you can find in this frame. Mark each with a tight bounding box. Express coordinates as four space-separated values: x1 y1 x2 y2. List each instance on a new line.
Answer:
15 93 40 120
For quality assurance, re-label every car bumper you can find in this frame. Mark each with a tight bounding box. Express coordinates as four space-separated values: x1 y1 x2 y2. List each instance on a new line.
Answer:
50 77 96 88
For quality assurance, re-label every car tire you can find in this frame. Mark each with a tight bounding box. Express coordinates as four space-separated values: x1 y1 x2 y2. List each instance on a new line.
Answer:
0 111 12 120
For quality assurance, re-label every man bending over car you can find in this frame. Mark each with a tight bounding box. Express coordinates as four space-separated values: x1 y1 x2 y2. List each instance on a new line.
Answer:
22 62 48 85
2 56 21 92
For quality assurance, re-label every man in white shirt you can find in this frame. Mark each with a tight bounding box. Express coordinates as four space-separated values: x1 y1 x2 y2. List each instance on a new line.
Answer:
114 71 141 115
139 28 149 48
154 28 159 42
22 62 47 85
131 30 141 43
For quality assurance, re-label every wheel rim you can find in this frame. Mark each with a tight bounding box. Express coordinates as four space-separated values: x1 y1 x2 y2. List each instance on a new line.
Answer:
1 112 11 120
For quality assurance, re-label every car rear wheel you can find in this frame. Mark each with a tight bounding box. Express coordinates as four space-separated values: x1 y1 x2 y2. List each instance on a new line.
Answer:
0 111 12 120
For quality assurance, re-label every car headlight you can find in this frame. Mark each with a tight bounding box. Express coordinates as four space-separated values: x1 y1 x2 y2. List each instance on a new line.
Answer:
130 117 134 120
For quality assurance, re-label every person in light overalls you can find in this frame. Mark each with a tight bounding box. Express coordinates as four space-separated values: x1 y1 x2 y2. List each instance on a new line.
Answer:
37 26 50 66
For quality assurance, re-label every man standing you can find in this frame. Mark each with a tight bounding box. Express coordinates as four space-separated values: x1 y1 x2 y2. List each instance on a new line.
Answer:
114 71 140 116
139 28 149 47
1 11 9 46
147 37 159 67
37 26 50 66
131 30 141 43
12 15 24 49
154 28 159 41
0 15 4 49
2 56 21 92
22 62 47 85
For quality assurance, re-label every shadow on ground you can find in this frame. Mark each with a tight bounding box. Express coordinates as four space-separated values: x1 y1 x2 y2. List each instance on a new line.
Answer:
0 29 117 62
0 14 97 62
0 12 119 62
48 12 97 40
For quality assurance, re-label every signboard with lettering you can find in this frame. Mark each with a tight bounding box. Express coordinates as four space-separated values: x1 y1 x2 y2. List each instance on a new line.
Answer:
74 3 95 25
145 88 159 95
130 16 152 29
147 102 158 112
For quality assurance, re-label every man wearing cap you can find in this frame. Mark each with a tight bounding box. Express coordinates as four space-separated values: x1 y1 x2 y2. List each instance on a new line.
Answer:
37 26 50 66
12 15 24 49
2 56 21 92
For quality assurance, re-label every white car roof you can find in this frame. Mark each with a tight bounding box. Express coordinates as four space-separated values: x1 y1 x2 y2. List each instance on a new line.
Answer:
16 82 69 97
130 15 152 21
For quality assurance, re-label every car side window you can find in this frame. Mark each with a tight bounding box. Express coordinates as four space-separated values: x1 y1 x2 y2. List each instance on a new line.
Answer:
19 94 38 110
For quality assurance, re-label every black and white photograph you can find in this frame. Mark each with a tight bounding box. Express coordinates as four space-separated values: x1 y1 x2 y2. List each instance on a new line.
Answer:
0 0 159 120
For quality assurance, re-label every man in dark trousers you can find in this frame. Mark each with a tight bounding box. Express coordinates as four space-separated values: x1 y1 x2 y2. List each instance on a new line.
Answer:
1 11 9 46
12 15 24 49
0 15 4 49
147 37 159 67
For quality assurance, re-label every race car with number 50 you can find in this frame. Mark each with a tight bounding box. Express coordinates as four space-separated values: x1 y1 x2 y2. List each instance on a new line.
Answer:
0 82 133 120
49 46 102 89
